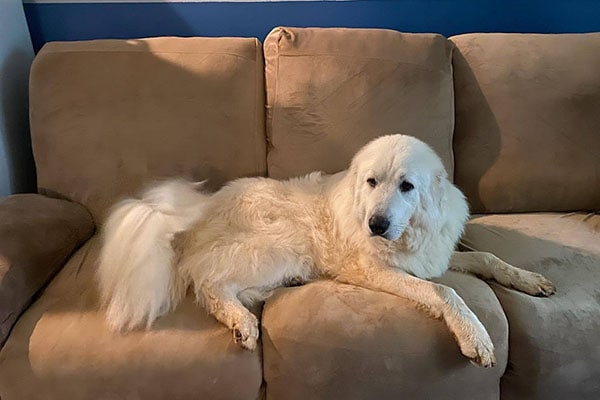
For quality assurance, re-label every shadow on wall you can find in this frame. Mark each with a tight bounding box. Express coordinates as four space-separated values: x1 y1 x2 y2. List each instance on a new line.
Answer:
0 48 37 195
25 0 197 53
23 0 600 53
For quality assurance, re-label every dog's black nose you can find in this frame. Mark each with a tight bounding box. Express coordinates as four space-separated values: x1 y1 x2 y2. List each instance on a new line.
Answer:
369 215 390 236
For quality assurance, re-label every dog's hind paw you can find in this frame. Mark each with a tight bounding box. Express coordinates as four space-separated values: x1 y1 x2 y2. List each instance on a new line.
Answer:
232 315 259 351
514 271 556 297
286 277 306 287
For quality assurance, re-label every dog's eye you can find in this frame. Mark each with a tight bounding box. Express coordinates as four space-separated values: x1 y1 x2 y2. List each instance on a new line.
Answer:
367 178 378 188
400 180 414 192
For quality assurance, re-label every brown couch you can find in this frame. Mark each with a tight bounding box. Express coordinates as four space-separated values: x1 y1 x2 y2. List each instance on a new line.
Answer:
0 27 598 400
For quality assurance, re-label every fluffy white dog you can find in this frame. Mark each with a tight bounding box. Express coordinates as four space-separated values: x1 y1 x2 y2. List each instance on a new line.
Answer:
98 134 555 367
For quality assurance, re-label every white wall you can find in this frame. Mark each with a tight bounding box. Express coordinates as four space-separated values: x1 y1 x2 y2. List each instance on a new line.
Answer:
0 0 35 196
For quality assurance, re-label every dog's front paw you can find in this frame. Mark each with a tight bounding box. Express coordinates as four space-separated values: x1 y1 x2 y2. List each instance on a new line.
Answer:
514 271 556 297
232 314 259 351
449 314 496 368
457 329 496 368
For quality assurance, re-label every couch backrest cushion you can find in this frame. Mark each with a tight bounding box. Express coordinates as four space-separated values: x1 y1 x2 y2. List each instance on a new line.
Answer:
451 33 600 213
264 27 455 179
30 37 266 222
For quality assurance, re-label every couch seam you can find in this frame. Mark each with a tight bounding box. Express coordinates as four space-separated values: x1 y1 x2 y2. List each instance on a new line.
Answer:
37 50 256 63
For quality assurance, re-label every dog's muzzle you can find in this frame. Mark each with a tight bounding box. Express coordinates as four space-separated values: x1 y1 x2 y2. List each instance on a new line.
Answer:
368 215 390 237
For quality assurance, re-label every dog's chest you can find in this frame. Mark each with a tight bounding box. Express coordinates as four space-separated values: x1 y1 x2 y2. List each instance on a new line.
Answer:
385 246 451 280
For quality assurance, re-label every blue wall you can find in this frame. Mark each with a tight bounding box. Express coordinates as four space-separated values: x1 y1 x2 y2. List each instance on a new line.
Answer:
24 1 600 53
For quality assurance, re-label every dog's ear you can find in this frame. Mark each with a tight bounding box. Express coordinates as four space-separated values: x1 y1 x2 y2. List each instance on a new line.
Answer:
431 168 449 207
346 162 361 201
399 169 447 251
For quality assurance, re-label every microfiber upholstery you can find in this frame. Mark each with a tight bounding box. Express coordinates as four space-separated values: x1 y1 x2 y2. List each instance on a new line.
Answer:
0 194 93 347
261 276 508 400
0 237 264 400
3 29 599 400
461 213 600 399
264 27 455 179
29 37 267 222
451 33 600 213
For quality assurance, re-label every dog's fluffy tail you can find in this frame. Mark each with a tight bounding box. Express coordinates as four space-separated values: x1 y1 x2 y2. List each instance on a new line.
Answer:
98 179 209 331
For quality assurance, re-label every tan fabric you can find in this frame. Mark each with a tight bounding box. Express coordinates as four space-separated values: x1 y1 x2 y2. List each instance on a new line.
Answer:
264 27 455 179
0 237 263 400
262 276 508 400
0 194 93 347
451 33 600 213
461 213 600 399
30 37 267 222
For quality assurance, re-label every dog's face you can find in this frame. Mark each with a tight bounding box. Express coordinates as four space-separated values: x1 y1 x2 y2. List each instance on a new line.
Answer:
350 134 446 241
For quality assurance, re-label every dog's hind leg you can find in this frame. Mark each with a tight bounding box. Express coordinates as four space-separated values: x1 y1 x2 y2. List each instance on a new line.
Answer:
199 284 259 351
450 251 556 297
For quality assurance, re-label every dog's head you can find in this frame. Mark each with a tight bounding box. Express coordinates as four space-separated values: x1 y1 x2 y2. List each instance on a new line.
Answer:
348 134 448 243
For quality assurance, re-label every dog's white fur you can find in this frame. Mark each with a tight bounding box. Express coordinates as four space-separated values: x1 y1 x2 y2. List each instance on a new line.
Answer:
98 134 555 367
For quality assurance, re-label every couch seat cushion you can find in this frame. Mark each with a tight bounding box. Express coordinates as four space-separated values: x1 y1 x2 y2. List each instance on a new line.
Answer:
461 212 600 399
0 237 263 400
262 275 508 400
264 27 455 179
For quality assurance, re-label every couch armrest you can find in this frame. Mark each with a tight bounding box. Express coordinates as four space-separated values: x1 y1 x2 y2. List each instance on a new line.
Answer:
0 194 94 346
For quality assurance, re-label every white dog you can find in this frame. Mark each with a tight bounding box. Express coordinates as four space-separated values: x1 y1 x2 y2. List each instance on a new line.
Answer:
98 134 555 367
